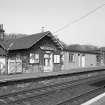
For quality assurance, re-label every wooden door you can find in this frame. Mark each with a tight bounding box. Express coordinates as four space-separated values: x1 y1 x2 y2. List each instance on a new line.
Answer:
44 53 53 72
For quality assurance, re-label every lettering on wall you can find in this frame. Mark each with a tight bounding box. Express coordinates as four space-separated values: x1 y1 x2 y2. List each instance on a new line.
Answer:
40 46 56 51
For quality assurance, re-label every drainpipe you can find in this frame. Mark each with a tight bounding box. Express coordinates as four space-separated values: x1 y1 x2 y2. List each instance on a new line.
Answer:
6 50 8 74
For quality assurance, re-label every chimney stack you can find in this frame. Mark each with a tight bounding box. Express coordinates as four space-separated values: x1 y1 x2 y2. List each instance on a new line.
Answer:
41 27 45 32
0 24 5 40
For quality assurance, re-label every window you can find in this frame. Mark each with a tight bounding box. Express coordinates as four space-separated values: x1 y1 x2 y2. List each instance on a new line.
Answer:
30 53 34 63
29 53 39 64
44 54 51 66
69 53 75 62
54 55 60 63
96 55 99 63
8 55 22 74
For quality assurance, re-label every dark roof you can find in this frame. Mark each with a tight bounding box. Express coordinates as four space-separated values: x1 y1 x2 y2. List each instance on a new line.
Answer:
3 39 16 49
4 31 63 50
0 31 101 55
65 44 100 54
0 40 6 55
99 47 105 51
0 47 6 55
0 42 5 49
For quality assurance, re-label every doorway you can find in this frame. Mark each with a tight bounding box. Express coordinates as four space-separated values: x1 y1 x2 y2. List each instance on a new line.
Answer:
81 55 85 67
44 53 53 72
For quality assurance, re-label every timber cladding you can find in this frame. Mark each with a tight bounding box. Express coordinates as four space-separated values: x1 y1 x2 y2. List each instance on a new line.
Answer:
6 32 62 74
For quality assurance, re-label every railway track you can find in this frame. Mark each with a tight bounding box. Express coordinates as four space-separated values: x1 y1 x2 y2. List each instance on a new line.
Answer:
57 85 105 105
56 84 105 105
0 73 105 105
0 70 105 97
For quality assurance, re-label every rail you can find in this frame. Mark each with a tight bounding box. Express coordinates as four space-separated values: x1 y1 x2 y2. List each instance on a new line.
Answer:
56 86 105 105
0 71 105 105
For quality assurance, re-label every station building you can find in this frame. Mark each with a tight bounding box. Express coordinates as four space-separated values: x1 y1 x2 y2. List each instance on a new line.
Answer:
0 24 7 74
61 45 101 70
4 31 64 74
98 47 105 66
0 24 103 74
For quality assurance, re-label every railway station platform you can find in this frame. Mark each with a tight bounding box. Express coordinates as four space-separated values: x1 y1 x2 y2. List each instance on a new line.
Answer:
0 66 105 105
82 92 105 105
0 66 104 83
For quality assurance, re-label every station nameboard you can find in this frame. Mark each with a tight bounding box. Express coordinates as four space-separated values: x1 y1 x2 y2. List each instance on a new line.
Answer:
40 46 56 51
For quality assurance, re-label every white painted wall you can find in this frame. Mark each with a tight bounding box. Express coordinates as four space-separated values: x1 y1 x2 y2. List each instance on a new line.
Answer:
0 57 6 74
85 54 97 67
62 51 97 70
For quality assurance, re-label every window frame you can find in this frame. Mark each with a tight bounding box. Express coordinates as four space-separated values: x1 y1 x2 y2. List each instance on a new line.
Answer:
54 54 60 64
29 53 39 64
69 53 75 63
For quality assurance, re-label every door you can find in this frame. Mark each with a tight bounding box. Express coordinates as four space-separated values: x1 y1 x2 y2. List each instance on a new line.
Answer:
44 53 53 72
78 54 81 67
8 59 16 74
8 59 22 74
81 55 85 67
0 57 6 74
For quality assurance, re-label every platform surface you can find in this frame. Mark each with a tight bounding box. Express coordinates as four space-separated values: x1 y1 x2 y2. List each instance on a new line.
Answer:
82 92 105 105
0 66 104 83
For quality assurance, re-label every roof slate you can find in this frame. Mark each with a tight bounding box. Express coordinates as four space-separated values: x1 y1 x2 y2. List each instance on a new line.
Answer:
0 31 101 55
0 47 6 55
4 31 51 50
65 45 100 54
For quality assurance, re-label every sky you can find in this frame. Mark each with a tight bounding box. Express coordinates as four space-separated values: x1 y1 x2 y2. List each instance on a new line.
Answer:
0 0 105 47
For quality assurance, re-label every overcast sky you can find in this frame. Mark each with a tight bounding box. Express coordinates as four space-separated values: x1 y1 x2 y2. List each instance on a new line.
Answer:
0 0 105 47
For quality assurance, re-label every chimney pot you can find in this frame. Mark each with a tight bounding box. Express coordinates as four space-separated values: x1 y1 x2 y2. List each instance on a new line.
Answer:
0 24 3 30
0 24 5 40
41 27 45 32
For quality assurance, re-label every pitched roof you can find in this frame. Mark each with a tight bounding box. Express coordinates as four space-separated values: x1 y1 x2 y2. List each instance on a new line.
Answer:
0 47 6 55
99 47 105 51
4 31 63 50
0 40 6 55
0 40 6 49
